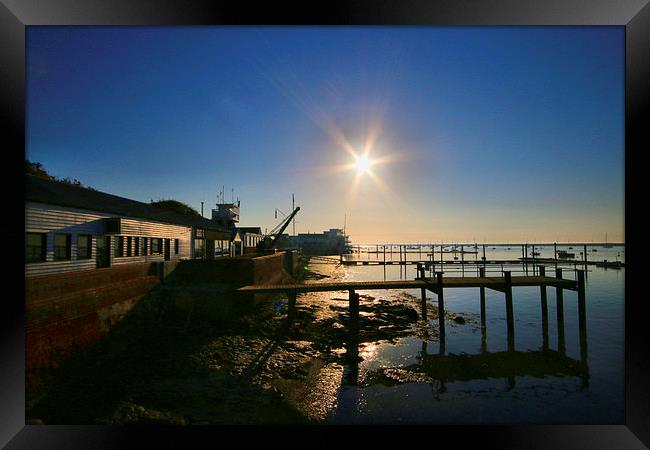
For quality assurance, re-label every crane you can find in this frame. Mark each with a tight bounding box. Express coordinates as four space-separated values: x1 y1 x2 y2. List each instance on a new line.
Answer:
257 206 300 251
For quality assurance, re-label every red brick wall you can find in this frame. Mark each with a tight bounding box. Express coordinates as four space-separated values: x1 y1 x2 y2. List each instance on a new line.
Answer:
25 263 160 386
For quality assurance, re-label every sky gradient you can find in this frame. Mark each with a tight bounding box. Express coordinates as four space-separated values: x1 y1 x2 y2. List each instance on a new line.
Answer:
26 26 624 244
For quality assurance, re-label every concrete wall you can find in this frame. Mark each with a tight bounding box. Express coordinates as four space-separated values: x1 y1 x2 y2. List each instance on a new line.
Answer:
171 251 300 288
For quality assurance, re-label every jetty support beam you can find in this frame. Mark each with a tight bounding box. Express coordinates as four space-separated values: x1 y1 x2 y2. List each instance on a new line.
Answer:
348 289 359 330
577 269 588 364
556 268 566 355
436 271 445 353
504 271 515 352
539 266 549 351
479 267 487 352
287 290 297 322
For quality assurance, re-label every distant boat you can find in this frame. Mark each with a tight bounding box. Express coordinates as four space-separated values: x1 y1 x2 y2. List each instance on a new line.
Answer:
568 246 573 250
592 248 598 252
557 250 575 259
530 251 540 256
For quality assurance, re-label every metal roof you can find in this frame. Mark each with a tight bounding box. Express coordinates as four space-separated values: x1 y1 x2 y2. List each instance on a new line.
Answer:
25 174 229 232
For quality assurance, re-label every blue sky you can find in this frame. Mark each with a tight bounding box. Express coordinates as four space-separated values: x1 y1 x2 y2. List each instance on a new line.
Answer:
26 26 624 243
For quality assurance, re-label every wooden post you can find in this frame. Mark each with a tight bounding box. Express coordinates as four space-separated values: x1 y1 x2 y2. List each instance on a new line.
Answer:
554 242 557 260
577 269 588 364
504 271 515 352
555 267 566 355
287 291 297 323
348 289 359 330
436 271 445 352
539 266 549 351
420 287 427 320
479 267 487 351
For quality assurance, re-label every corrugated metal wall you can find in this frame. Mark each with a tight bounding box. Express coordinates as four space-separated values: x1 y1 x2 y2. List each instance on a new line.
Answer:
26 202 192 277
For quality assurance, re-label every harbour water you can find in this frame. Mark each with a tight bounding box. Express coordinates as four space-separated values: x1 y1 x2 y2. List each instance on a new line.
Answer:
322 245 625 424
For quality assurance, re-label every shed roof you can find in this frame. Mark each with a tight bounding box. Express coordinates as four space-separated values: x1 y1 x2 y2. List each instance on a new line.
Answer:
26 174 229 232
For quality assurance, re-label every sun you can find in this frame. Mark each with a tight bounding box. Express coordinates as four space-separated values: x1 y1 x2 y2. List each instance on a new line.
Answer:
355 154 371 174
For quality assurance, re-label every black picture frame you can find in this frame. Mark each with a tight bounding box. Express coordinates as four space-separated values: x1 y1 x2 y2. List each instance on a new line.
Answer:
3 1 648 448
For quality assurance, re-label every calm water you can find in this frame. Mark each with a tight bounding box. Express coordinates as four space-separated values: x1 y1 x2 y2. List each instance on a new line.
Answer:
324 245 625 424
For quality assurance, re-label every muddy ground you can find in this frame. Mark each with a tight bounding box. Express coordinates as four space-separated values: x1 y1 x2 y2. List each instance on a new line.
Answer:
27 258 473 425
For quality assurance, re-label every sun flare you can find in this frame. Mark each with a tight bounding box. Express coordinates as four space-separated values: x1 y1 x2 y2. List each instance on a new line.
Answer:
355 154 371 174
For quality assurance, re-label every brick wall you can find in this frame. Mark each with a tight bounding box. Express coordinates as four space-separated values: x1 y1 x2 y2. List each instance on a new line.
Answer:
25 263 161 386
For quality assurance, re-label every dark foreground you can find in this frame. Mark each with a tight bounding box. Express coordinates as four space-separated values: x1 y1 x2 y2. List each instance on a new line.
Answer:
27 260 460 425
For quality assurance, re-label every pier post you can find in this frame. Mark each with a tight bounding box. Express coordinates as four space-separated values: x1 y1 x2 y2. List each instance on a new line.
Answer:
479 267 487 352
287 291 297 323
504 271 515 352
539 266 549 351
555 268 566 355
348 289 359 331
577 269 588 364
554 242 557 260
436 271 445 352
420 287 427 320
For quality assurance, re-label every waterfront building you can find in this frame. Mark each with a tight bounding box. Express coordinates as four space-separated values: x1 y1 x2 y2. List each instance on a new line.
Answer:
25 174 231 277
211 201 263 256
279 228 349 255
231 227 264 255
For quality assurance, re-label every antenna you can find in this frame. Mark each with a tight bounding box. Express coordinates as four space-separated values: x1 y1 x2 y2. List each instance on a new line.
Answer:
292 193 295 236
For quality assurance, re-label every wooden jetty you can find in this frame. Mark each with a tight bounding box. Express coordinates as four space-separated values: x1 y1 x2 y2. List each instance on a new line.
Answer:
238 267 587 357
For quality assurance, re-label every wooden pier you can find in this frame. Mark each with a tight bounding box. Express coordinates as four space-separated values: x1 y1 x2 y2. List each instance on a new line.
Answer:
238 267 586 353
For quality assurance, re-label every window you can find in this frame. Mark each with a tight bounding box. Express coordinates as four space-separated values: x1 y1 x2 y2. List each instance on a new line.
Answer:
142 237 148 255
26 232 46 263
54 233 71 260
135 237 140 256
77 234 92 259
194 238 204 259
151 238 162 254
126 236 132 257
115 236 124 257
174 239 179 255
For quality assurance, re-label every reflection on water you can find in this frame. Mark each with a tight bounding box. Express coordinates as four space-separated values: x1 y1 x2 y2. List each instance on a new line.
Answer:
320 246 623 424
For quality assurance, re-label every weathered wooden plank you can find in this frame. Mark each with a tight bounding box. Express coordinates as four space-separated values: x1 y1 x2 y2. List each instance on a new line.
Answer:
237 275 576 293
